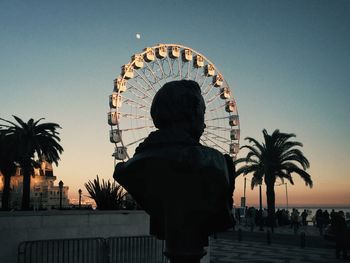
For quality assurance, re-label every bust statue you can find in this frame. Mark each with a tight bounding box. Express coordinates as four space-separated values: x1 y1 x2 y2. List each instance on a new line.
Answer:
114 80 235 262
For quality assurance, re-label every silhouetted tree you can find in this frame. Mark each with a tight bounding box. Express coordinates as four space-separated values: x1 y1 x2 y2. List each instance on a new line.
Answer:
234 129 313 229
0 116 63 210
0 131 17 210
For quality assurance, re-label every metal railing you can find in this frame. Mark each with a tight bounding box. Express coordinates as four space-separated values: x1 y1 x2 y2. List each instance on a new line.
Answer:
108 236 167 263
18 236 168 263
18 237 106 263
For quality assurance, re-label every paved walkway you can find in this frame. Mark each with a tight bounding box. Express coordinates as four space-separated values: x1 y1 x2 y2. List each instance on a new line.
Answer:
210 225 350 262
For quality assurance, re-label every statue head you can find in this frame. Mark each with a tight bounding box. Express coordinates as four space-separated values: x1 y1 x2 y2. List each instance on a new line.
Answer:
151 80 206 141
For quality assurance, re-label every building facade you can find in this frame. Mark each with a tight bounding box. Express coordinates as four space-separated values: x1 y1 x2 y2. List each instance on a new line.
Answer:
0 160 69 209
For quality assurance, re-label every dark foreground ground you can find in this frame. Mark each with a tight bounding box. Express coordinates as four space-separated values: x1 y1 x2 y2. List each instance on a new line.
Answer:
210 225 350 263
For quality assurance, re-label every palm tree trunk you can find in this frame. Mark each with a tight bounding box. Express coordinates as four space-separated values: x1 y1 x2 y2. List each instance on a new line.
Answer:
21 164 32 210
1 173 11 210
265 182 276 232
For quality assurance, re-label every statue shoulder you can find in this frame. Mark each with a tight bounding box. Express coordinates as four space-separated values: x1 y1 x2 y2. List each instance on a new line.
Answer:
181 145 226 170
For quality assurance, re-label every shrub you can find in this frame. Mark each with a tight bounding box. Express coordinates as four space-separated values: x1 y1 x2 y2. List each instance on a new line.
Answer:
85 175 126 210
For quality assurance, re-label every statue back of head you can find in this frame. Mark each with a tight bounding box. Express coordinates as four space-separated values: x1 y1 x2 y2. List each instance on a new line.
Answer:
151 80 206 141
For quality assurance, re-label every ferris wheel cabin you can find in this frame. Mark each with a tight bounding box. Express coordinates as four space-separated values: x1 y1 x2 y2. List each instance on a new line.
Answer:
121 64 134 79
131 54 144 69
204 64 215 76
110 129 122 143
156 45 167 59
194 55 204 68
230 129 240 141
113 146 127 160
114 78 126 93
230 143 239 155
225 100 236 112
108 111 120 126
169 46 180 58
213 74 223 87
143 47 155 62
182 49 193 62
220 87 231 99
109 93 122 108
229 115 239 126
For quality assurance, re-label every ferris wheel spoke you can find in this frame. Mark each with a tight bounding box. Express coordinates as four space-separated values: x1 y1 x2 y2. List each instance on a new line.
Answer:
204 130 231 144
125 136 148 147
145 62 163 89
122 97 150 113
203 83 216 98
135 68 159 94
194 67 200 82
128 85 153 105
205 116 229 122
134 77 156 98
139 65 155 84
188 62 200 80
207 103 226 112
186 61 191 79
162 59 173 79
120 112 153 121
177 57 182 79
155 57 166 79
181 60 189 79
121 125 155 132
205 92 221 106
149 58 164 82
206 125 231 132
171 59 180 79
201 134 229 154
199 76 209 93
200 137 209 146
166 56 174 77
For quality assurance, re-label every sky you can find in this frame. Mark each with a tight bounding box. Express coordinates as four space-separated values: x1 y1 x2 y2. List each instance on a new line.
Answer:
1 0 349 207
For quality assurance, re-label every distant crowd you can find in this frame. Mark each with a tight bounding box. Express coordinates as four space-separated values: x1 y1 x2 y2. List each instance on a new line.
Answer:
233 207 349 259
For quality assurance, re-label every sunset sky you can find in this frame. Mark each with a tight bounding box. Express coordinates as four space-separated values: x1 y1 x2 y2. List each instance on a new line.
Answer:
1 0 349 207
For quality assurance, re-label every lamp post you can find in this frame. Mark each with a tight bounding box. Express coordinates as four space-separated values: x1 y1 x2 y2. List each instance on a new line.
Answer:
59 180 63 210
259 183 263 231
243 177 246 200
241 177 247 208
78 189 82 209
285 183 289 211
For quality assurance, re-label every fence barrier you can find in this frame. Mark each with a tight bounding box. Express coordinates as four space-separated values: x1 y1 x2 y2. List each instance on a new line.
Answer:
18 236 168 263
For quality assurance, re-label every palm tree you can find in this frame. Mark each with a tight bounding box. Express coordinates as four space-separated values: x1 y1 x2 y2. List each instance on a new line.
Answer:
0 116 63 210
0 131 17 210
234 129 312 229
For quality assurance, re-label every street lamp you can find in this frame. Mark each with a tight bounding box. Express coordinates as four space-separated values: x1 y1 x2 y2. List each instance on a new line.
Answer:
58 180 63 210
78 189 82 209
259 183 263 211
285 183 289 211
241 177 247 208
259 183 263 231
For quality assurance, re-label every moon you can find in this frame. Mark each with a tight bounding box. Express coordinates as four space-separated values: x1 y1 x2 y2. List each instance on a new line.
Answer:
136 33 141 39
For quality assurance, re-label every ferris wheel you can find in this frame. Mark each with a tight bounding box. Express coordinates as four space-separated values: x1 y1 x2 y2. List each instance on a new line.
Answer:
108 44 240 161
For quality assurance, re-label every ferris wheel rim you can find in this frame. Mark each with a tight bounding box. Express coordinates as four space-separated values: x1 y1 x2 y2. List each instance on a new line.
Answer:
110 43 240 161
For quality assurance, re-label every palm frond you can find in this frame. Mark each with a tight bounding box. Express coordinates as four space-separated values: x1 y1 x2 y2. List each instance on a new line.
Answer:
280 149 310 169
85 175 127 210
244 136 264 153
285 166 313 188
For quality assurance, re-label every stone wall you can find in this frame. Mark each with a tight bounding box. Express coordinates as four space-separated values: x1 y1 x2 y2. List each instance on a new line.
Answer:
0 210 149 263
0 210 210 263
